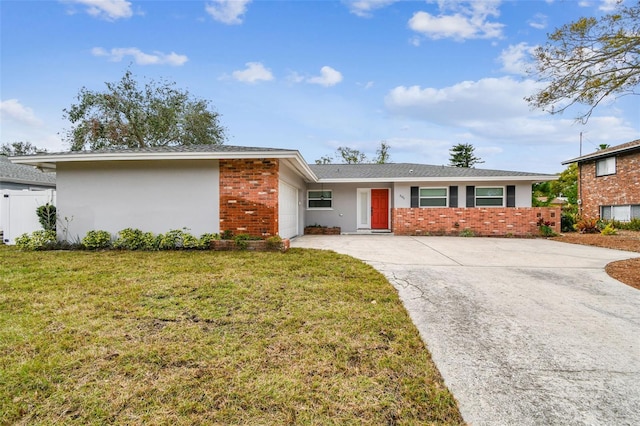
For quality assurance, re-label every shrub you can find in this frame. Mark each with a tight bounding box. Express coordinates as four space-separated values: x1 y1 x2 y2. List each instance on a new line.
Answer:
537 217 557 237
232 234 261 250
36 203 56 231
82 230 112 250
600 223 618 235
198 233 219 249
575 217 600 234
459 229 475 237
114 228 158 251
221 230 233 240
266 235 283 249
613 218 640 231
157 228 199 250
561 212 577 232
15 230 57 251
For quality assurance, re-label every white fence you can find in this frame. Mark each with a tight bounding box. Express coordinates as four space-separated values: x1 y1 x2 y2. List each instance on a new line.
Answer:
1 189 56 245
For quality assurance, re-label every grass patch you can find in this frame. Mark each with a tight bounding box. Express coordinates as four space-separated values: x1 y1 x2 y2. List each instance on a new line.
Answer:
0 246 462 425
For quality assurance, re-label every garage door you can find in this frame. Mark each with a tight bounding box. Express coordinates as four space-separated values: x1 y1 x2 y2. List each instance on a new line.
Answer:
278 180 298 239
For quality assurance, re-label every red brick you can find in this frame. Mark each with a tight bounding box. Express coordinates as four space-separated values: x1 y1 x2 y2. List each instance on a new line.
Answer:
578 150 640 218
219 159 279 237
391 207 560 237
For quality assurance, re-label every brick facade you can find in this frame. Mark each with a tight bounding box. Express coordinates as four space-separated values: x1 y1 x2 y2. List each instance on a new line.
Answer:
578 150 640 218
392 207 560 237
219 159 279 237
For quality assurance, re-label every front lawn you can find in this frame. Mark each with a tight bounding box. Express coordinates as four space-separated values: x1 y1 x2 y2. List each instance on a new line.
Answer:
0 246 463 425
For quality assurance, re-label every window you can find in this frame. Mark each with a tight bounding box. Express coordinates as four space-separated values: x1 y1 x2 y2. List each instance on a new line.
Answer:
600 205 640 222
307 190 332 209
596 157 616 176
419 188 447 207
476 187 504 206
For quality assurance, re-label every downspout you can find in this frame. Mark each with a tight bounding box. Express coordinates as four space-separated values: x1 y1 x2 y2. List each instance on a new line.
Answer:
578 132 583 216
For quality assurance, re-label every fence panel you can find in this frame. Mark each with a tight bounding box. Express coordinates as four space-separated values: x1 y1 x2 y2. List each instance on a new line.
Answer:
1 189 56 244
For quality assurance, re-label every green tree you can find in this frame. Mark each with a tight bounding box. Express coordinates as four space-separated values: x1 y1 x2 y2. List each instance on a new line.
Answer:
315 141 391 164
374 140 391 164
532 164 578 207
337 146 367 164
550 163 578 206
449 143 484 168
526 2 640 122
0 142 47 156
64 69 227 151
315 155 334 165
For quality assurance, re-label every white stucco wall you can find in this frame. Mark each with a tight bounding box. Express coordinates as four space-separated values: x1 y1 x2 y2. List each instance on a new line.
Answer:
56 160 219 240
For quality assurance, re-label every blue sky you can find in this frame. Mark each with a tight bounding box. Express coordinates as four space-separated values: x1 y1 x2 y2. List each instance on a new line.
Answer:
1 0 638 173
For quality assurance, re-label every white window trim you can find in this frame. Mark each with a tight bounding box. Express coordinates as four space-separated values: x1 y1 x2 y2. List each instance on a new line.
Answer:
475 186 505 207
600 204 640 222
307 189 333 210
596 157 616 177
419 187 448 208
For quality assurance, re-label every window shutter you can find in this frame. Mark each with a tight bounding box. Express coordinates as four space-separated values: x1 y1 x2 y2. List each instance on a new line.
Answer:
466 186 475 207
506 185 516 207
410 186 419 208
449 186 458 208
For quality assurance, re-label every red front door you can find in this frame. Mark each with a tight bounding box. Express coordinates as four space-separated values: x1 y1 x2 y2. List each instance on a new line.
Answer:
371 189 389 229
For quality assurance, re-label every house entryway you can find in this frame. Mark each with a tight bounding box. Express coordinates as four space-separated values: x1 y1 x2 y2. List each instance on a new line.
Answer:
356 188 390 231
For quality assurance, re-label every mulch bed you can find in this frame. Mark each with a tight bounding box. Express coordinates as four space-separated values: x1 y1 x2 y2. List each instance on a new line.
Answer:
551 230 640 291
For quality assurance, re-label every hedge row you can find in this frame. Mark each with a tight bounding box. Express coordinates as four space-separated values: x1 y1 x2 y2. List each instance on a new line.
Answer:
15 228 221 251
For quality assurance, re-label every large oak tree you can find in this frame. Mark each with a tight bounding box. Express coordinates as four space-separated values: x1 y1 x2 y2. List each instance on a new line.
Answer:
64 70 226 151
526 1 640 122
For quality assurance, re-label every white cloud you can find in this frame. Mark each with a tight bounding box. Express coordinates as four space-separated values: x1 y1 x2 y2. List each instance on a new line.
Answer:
383 76 638 164
205 0 251 25
0 99 43 127
386 77 541 120
408 0 504 41
599 0 620 11
91 47 188 66
498 43 536 76
528 13 547 30
62 0 133 20
232 62 274 83
307 66 343 87
344 0 399 17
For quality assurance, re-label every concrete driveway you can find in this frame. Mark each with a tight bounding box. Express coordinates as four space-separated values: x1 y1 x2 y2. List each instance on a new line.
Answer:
291 235 640 425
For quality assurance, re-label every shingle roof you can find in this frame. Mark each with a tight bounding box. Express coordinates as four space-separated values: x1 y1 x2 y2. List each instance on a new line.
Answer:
0 156 56 186
14 144 296 158
562 139 640 164
310 163 554 180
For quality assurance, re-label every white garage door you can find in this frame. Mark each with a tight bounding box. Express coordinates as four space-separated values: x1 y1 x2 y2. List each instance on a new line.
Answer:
278 180 298 239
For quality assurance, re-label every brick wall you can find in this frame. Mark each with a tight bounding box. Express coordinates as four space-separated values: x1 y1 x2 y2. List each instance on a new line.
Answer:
392 207 560 236
579 151 640 218
219 159 279 237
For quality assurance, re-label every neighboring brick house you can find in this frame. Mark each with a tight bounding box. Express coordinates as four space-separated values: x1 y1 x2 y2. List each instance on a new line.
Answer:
562 139 640 222
12 145 559 240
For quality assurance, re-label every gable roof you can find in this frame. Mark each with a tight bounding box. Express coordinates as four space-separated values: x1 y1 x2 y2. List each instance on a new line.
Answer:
311 163 555 183
0 156 56 187
562 139 640 165
10 144 317 182
10 145 555 184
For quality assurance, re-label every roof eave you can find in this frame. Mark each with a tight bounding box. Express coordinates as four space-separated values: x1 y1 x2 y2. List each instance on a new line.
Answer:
562 145 640 164
1 178 56 187
316 175 556 183
10 150 319 182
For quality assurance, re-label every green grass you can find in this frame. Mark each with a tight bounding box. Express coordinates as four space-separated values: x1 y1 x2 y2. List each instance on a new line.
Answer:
0 246 463 425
